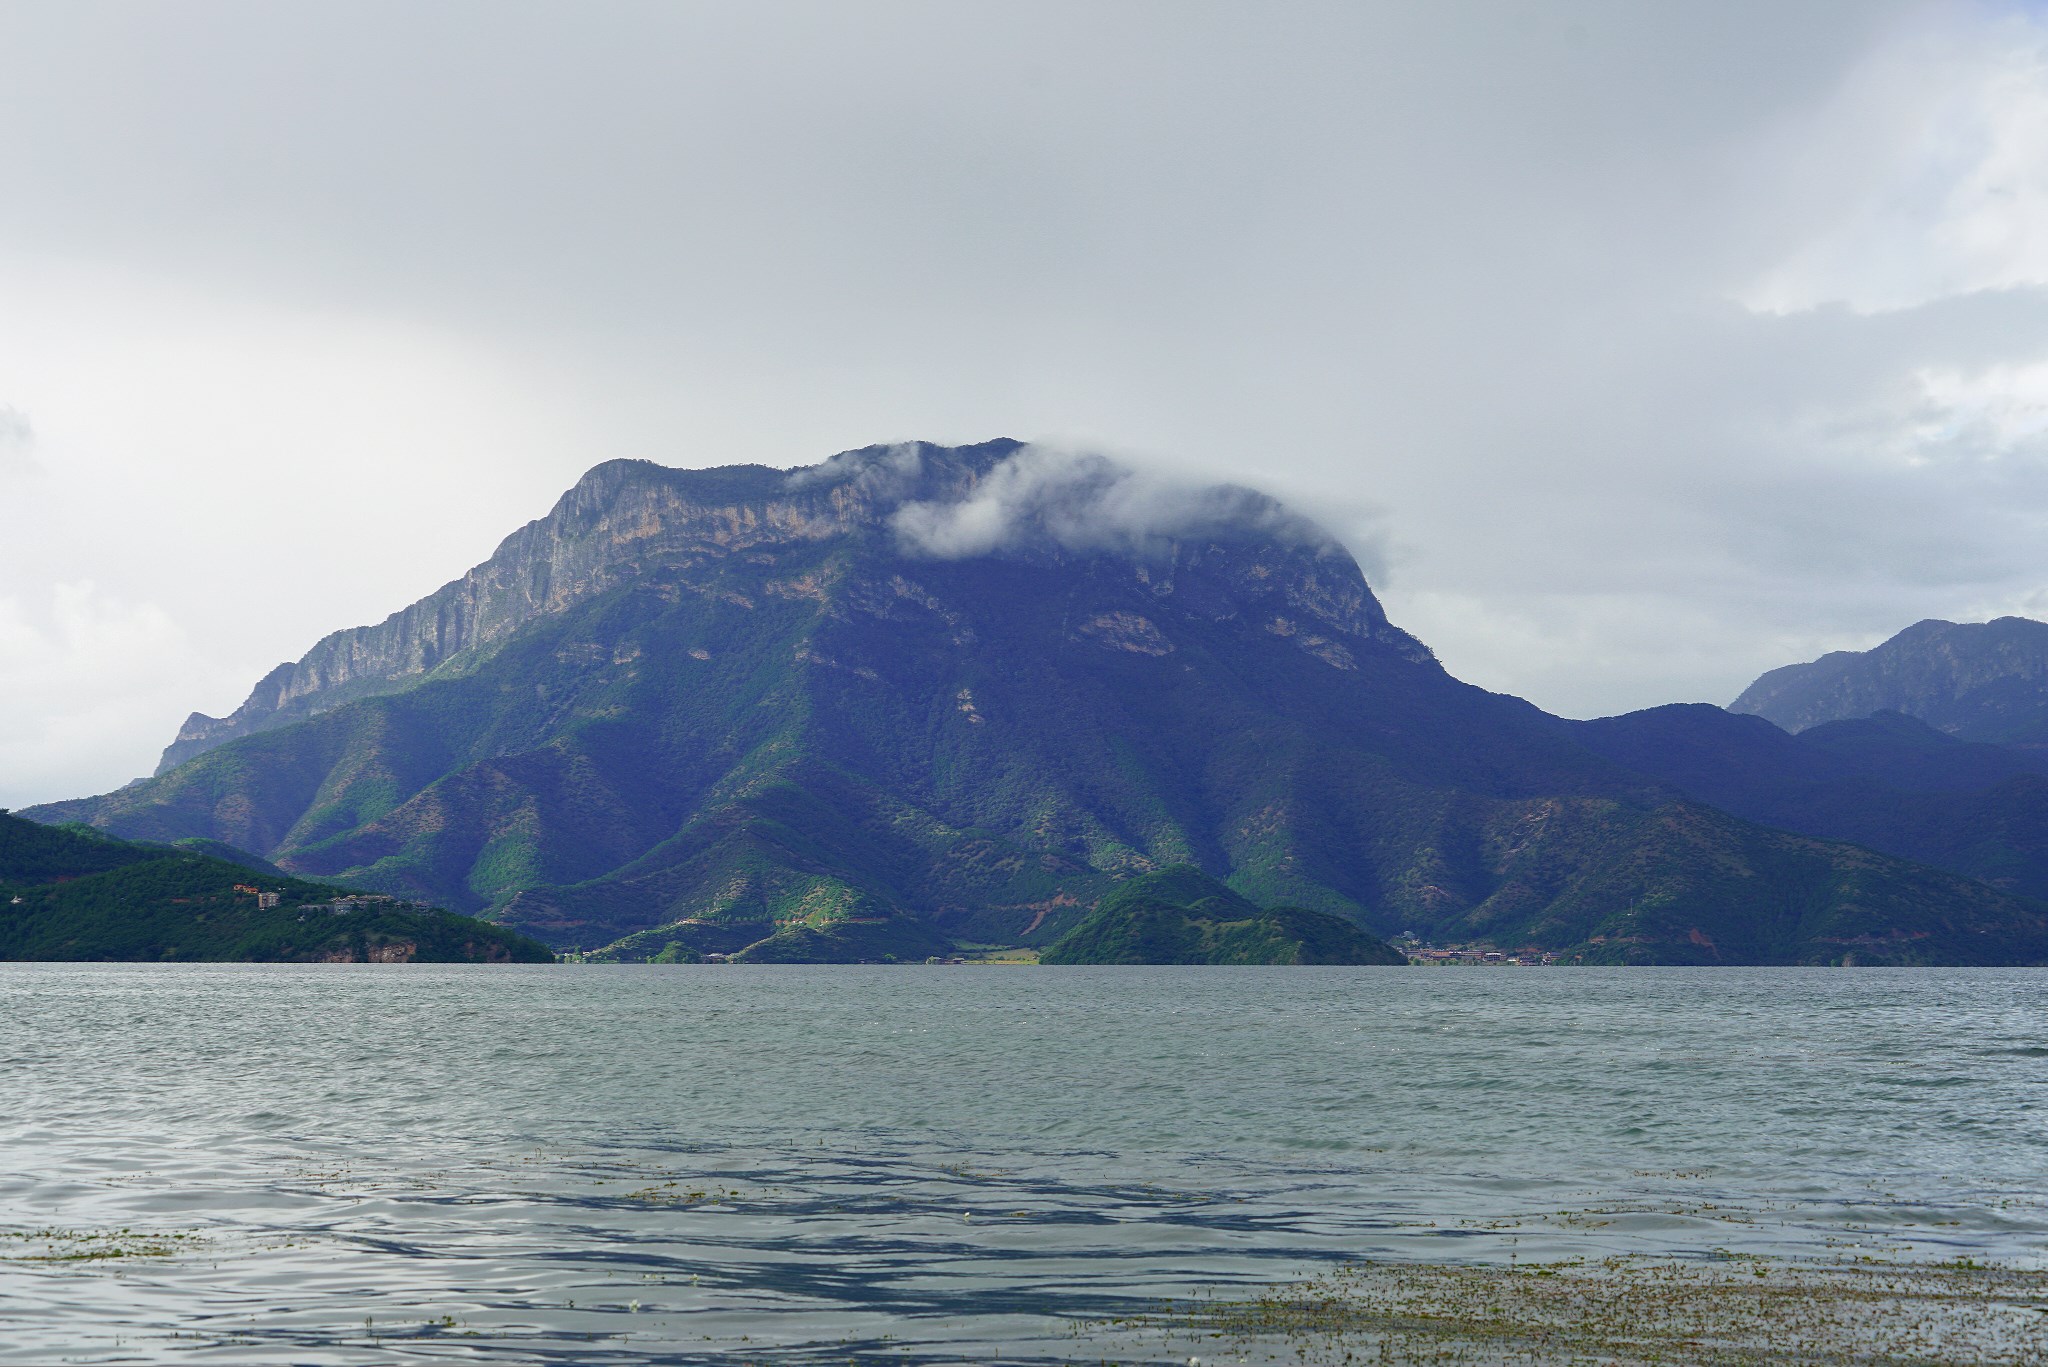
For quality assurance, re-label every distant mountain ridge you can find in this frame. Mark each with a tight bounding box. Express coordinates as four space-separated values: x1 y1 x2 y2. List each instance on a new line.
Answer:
1571 705 2048 904
29 440 2048 965
1730 616 2048 743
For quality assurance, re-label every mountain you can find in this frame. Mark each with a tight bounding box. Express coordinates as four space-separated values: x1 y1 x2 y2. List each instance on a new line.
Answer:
0 812 551 962
1571 705 2048 906
1730 617 2048 743
28 440 2048 966
151 459 839 773
1039 866 1405 965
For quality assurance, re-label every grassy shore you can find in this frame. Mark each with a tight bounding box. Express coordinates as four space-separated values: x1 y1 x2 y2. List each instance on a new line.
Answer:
1137 1253 2048 1365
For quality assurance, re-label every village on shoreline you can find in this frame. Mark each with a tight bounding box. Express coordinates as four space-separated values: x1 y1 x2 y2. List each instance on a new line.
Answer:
1397 935 1563 966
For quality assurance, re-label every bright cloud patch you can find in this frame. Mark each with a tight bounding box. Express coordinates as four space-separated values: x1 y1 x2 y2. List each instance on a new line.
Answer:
0 583 205 807
891 445 1330 561
1747 9 2048 315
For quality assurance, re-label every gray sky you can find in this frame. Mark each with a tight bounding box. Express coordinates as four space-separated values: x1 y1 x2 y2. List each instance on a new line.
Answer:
5 0 2048 806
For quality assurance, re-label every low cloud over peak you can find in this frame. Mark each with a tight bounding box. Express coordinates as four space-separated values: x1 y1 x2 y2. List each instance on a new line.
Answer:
888 443 1339 564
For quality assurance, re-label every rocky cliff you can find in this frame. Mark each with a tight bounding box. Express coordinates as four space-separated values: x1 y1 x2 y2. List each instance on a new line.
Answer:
158 439 1425 771
1730 616 2048 743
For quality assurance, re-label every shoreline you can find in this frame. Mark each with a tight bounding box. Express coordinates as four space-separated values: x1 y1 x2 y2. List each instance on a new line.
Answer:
1127 1252 2048 1366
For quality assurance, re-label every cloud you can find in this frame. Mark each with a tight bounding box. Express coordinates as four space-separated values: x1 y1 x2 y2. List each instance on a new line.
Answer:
9 0 2048 789
0 405 36 477
783 441 925 495
890 444 1336 561
0 582 204 807
1744 7 2048 315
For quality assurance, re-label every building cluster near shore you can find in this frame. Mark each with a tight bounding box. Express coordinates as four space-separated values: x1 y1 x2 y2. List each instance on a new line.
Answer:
235 885 410 916
1396 936 1559 966
298 894 405 915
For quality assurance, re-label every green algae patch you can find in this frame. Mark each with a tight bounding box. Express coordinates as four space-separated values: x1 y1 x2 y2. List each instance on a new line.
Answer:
621 1180 738 1206
1 1227 212 1263
1152 1255 2048 1365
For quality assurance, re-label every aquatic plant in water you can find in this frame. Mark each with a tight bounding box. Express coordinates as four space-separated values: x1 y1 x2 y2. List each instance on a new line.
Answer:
1150 1254 2048 1365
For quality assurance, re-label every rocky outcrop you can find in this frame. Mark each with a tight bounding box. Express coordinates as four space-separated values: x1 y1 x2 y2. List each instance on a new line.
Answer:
158 445 986 770
1730 617 2048 741
156 439 1424 771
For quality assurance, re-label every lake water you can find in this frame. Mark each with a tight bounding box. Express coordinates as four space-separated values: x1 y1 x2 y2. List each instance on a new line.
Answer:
3 964 2045 1364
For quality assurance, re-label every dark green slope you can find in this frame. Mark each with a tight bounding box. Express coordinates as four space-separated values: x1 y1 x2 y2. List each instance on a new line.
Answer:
1464 796 2048 966
0 813 551 963
29 442 2048 965
1798 711 2048 789
168 838 286 875
1040 866 1405 965
1571 704 2048 905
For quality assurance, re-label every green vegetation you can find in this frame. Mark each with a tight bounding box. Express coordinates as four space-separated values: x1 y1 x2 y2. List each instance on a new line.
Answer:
1149 1255 2048 1366
26 443 2048 965
0 1227 211 1263
0 814 158 882
1575 703 2048 911
0 813 551 963
728 916 953 964
588 911 951 963
1041 866 1406 965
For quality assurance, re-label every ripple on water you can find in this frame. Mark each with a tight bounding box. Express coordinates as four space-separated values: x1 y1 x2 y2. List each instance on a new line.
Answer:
1 963 2046 1364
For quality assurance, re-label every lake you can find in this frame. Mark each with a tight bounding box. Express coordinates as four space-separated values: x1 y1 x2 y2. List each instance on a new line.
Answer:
3 964 2045 1363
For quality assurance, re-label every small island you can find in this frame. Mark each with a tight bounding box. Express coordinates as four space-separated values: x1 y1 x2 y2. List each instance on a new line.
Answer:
1038 867 1407 966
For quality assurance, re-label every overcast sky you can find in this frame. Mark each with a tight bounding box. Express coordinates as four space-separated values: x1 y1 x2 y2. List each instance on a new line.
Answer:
5 0 2048 806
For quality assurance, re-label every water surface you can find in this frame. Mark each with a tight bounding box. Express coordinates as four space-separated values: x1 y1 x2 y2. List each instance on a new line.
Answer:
3 964 2044 1362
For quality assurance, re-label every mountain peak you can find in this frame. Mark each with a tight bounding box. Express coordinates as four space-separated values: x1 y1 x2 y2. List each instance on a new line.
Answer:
147 440 1410 773
1730 614 2048 740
